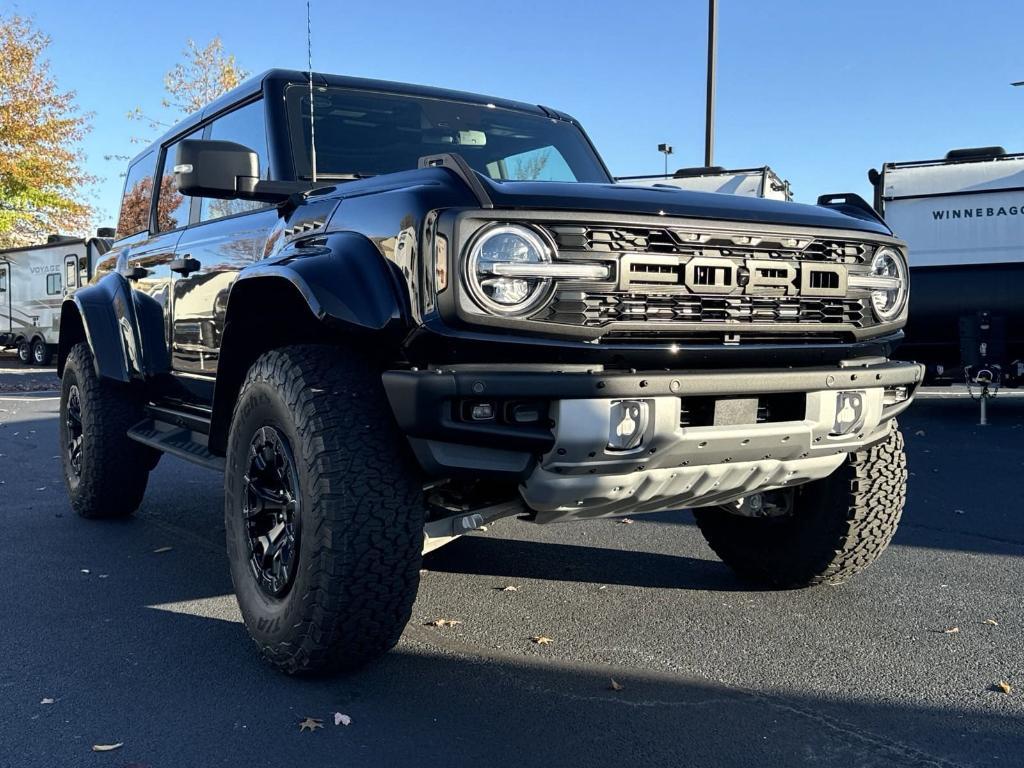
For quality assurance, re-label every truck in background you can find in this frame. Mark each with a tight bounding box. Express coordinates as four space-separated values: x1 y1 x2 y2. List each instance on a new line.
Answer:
0 232 112 365
869 147 1024 388
618 166 793 201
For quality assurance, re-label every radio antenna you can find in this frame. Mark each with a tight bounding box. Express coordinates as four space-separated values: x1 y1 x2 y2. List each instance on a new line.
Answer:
306 0 318 183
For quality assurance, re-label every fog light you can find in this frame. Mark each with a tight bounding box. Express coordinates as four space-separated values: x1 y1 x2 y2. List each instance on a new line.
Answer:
470 402 494 421
608 400 649 451
882 386 909 406
511 403 542 423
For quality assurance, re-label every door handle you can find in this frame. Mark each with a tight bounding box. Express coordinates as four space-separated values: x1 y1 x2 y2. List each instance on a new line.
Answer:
126 266 151 281
169 256 201 276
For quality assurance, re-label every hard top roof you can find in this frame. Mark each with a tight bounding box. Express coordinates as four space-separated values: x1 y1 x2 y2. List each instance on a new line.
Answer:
127 69 553 167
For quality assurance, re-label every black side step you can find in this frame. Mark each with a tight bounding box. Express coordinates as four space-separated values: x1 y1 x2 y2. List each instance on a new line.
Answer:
128 418 225 473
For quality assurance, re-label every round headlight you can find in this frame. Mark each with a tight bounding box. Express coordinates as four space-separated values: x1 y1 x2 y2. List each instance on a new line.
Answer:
869 247 908 321
465 225 554 315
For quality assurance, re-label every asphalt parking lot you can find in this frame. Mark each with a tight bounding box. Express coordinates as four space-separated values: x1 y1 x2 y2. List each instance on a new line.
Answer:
1 356 1021 767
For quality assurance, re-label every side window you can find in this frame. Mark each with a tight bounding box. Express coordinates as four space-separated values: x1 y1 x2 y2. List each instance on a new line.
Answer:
78 256 89 285
116 150 156 238
0 267 7 292
155 131 200 232
200 100 271 222
65 259 77 288
46 273 62 295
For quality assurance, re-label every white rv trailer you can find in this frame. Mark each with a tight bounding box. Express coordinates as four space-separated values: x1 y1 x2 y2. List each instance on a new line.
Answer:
870 146 1024 386
617 166 793 201
0 234 111 365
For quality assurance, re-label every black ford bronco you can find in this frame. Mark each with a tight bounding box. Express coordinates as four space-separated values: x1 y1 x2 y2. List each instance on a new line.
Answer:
58 69 921 674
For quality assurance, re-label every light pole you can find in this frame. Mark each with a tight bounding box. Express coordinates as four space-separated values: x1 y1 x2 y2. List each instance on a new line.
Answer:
705 0 717 167
658 143 674 177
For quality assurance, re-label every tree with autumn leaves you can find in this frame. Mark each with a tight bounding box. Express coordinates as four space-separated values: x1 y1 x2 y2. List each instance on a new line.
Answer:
117 37 249 236
0 13 94 248
1 15 248 246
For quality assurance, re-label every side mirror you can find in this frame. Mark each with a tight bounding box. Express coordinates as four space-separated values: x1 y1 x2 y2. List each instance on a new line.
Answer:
174 139 315 204
174 139 260 200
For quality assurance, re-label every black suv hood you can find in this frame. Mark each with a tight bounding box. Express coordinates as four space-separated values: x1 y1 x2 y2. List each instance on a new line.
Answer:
478 177 890 235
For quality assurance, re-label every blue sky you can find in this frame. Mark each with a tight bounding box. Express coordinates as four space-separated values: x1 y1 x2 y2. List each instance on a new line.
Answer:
8 0 1024 228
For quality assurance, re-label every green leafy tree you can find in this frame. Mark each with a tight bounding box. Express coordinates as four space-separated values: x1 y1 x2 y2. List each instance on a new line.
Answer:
0 13 95 247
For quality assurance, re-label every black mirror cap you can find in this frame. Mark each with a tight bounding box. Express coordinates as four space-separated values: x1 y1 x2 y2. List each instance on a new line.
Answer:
96 226 116 238
174 139 259 199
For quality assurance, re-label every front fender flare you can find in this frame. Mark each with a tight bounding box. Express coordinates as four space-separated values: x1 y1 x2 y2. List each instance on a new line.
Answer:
233 230 407 331
58 273 167 382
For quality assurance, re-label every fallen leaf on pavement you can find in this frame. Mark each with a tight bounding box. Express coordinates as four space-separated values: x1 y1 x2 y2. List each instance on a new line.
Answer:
608 679 624 692
943 627 960 634
996 681 1012 694
477 525 488 532
91 743 123 752
334 712 352 726
424 618 462 627
618 518 634 525
152 547 173 554
914 429 926 436
299 717 323 732
530 635 554 645
40 698 54 705
80 569 90 574
983 618 999 626
495 585 519 592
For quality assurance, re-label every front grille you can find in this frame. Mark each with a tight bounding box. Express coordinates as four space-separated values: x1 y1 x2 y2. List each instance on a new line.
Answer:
522 221 885 339
550 225 871 265
542 293 867 328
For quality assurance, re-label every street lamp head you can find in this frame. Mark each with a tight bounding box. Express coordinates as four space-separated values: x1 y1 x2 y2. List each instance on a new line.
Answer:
657 143 674 155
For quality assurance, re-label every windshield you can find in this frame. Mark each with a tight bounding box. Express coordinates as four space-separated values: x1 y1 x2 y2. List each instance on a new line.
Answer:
285 85 610 184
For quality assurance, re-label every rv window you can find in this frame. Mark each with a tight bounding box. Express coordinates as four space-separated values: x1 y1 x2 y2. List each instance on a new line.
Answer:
78 256 88 285
117 150 157 238
65 260 77 288
0 268 6 292
46 273 62 295
156 129 201 232
199 100 271 222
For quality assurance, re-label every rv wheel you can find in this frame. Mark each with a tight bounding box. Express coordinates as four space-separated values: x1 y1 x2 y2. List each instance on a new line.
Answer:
17 340 31 365
32 339 53 366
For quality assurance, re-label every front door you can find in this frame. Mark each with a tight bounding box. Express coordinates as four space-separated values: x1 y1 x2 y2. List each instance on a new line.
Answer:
167 97 277 378
169 207 277 376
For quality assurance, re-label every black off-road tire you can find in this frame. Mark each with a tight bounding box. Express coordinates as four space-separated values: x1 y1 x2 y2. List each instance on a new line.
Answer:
32 339 53 366
693 424 907 588
225 344 426 675
59 342 153 518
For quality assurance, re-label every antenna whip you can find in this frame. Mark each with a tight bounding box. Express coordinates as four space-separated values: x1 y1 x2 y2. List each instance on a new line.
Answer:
306 0 318 183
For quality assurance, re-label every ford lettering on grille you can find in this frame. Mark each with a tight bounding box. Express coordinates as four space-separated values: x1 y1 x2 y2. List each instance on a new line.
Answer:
619 255 847 298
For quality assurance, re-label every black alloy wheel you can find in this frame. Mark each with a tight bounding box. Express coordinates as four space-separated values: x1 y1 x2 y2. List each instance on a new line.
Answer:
243 426 301 597
65 383 84 478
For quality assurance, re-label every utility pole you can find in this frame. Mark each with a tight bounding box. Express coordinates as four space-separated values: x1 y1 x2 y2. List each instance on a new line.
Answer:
705 0 718 167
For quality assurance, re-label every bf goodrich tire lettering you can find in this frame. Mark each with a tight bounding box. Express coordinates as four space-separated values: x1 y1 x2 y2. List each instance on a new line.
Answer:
224 345 427 674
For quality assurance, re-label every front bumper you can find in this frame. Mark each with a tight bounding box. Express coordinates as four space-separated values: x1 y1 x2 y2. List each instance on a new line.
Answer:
383 358 923 522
